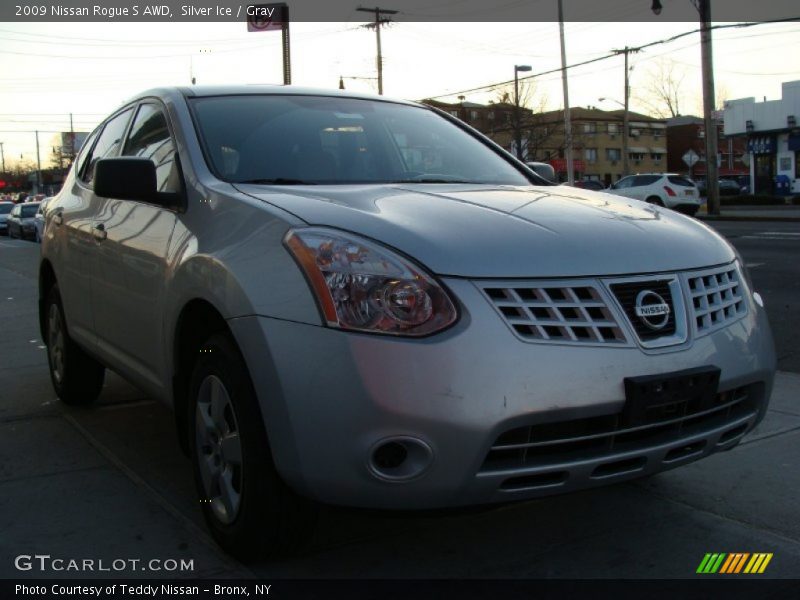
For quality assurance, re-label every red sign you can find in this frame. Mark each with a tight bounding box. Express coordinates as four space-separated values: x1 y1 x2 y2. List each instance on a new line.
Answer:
548 159 586 173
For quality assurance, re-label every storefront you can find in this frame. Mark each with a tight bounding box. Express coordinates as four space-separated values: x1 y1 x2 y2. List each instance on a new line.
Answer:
747 135 776 195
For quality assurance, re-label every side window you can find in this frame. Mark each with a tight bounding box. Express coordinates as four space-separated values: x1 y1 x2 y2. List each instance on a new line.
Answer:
633 175 660 186
122 103 181 193
73 129 98 180
615 177 634 189
81 108 133 186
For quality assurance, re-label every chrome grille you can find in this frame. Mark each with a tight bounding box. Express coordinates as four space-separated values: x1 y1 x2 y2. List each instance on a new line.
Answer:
686 264 747 335
480 283 626 345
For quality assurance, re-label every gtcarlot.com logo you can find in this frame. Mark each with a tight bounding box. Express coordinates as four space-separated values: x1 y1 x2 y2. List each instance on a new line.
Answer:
696 552 773 574
14 554 194 573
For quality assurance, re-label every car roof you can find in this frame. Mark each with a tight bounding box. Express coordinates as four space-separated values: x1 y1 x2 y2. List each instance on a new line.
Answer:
123 85 421 109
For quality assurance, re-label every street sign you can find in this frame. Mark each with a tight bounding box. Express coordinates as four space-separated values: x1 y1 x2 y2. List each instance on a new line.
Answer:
246 3 287 32
682 149 700 168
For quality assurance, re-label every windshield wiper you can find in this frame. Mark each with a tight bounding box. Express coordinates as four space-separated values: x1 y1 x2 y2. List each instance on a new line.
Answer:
234 178 317 185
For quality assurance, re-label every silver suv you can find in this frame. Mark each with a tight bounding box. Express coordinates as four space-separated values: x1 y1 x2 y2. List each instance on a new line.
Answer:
39 87 776 559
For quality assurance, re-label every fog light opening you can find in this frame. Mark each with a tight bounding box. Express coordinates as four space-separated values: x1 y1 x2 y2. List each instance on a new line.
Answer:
374 442 408 470
368 437 433 482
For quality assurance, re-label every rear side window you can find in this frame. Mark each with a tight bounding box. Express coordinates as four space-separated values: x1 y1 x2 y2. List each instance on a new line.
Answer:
122 104 181 193
22 204 38 218
632 175 660 186
668 176 695 187
0 204 12 215
81 108 133 186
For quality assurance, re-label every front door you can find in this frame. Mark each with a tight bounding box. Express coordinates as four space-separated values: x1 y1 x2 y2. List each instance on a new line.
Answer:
91 102 182 395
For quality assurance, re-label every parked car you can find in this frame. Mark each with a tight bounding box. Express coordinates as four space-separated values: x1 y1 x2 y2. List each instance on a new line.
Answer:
7 201 39 240
696 178 741 197
573 179 605 191
0 201 13 235
34 197 51 243
606 173 700 215
39 87 776 559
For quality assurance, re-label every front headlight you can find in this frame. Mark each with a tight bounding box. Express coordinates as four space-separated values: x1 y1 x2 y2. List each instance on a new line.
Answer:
284 227 458 336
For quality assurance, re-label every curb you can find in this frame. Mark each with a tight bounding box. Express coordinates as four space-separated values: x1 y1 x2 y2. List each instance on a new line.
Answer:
697 214 800 223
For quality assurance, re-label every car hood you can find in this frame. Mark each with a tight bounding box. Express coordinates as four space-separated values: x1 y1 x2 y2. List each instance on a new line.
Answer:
236 183 734 278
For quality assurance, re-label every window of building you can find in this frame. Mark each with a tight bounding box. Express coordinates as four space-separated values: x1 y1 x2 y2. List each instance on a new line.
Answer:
449 110 459 118
487 111 495 120
650 153 662 163
583 122 597 134
606 148 621 161
629 152 645 162
607 123 619 134
584 148 598 163
470 110 478 121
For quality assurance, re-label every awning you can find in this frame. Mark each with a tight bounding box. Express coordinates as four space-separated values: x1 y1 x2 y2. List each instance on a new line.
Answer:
627 146 648 154
650 147 667 154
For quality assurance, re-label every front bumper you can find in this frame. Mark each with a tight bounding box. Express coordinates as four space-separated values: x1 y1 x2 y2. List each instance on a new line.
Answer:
228 277 776 510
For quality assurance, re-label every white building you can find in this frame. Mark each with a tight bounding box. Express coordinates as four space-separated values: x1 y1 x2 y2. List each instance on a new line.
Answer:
724 80 800 195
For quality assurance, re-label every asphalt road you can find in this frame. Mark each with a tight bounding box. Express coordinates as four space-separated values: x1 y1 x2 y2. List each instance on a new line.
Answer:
1 221 799 582
706 221 800 373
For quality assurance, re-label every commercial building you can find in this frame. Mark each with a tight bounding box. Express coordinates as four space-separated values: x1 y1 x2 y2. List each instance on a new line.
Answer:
724 80 800 195
666 115 748 182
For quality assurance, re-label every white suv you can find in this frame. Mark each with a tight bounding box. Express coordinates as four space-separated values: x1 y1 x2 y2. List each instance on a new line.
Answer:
606 173 700 215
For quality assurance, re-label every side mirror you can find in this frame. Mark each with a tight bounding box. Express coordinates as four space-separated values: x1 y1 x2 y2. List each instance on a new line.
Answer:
94 158 179 206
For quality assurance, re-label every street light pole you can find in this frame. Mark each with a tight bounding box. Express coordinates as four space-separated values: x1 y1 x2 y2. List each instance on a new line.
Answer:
514 65 531 160
652 0 719 214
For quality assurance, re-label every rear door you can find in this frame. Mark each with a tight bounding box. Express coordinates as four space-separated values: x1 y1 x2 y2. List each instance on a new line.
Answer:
91 101 183 395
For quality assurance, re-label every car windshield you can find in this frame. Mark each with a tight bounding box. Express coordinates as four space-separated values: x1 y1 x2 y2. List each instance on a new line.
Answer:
189 95 532 186
21 204 39 217
0 204 12 214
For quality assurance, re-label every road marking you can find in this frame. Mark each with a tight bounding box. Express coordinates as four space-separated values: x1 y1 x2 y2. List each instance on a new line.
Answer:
745 263 764 268
741 234 800 240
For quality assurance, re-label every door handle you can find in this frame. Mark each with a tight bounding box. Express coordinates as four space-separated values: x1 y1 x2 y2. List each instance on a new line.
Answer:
52 212 63 226
92 223 107 241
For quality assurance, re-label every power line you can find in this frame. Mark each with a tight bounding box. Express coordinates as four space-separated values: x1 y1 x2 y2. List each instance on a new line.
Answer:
420 18 800 102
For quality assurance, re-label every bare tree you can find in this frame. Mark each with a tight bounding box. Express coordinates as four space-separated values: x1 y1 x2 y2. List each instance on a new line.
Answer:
495 81 553 160
635 58 687 118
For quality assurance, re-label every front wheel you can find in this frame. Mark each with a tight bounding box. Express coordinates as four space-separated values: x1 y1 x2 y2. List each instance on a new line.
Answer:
189 334 317 560
45 285 105 405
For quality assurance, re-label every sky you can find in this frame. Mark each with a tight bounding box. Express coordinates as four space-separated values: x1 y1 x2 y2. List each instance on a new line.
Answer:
1 16 799 169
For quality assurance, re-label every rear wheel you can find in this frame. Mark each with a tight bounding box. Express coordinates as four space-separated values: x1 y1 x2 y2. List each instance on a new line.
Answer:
45 285 105 406
189 333 317 560
645 196 664 207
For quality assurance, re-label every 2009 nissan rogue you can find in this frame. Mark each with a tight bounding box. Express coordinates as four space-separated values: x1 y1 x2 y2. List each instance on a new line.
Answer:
39 86 776 559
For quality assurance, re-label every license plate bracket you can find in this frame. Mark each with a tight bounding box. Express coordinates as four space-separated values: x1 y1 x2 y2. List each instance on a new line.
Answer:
622 366 721 427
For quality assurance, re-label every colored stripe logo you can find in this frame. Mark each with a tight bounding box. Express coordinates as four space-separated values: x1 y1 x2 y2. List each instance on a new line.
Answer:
697 553 773 574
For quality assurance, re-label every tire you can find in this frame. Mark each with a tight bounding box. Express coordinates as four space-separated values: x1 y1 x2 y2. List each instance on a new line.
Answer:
44 284 105 406
189 333 317 560
645 196 664 207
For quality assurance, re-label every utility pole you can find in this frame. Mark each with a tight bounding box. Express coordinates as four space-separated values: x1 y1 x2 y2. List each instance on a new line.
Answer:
613 47 639 177
698 0 720 215
0 142 5 174
357 6 397 95
557 0 574 184
35 130 42 193
69 113 75 165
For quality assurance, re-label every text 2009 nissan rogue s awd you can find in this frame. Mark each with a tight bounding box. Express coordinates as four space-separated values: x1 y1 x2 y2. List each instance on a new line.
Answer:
39 87 776 559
